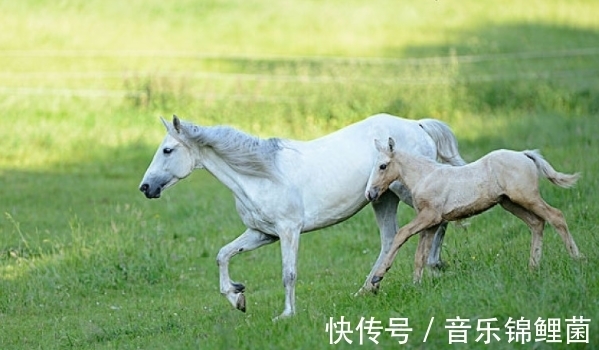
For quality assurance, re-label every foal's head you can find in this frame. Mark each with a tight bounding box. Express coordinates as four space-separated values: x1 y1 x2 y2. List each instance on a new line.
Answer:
139 115 200 198
365 137 400 201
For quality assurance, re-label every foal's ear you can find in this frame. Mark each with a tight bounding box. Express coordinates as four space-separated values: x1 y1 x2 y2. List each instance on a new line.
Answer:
388 137 395 153
374 138 384 152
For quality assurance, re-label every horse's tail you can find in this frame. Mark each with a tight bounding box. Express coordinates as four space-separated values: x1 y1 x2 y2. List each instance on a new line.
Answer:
418 118 467 166
523 150 580 188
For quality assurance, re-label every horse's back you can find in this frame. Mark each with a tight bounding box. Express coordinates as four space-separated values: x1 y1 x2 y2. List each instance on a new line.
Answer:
287 113 431 156
364 114 437 157
481 149 540 193
484 149 537 170
309 113 420 141
277 114 437 231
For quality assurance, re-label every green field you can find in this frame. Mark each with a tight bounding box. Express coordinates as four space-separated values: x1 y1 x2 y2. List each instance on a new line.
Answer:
1 1 598 349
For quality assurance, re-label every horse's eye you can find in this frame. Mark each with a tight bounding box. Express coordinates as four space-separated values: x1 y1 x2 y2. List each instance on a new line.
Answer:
379 163 387 170
163 148 173 155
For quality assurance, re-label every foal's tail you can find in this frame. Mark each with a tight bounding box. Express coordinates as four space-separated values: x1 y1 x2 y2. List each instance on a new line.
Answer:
524 150 580 188
418 119 467 166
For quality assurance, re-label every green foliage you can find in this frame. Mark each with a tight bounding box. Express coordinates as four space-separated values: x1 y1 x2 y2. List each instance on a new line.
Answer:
1 0 598 348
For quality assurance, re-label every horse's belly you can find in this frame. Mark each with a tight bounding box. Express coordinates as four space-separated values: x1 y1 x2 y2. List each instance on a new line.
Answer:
302 198 368 232
441 191 499 221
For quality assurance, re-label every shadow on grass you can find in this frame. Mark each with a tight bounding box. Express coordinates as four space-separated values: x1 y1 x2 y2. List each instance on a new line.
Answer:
383 22 599 119
0 139 240 347
0 139 232 281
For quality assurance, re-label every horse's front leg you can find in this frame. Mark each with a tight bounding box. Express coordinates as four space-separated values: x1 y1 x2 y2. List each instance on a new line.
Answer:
273 227 301 321
217 228 277 312
355 190 399 296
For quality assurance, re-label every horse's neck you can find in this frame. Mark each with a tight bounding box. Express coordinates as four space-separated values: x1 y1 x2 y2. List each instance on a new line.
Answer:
393 150 439 190
197 147 266 201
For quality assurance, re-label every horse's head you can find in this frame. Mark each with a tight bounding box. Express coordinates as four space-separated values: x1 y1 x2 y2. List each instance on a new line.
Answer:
139 115 200 199
365 137 399 201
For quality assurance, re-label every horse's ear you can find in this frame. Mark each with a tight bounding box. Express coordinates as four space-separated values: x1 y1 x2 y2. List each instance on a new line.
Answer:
171 114 202 141
160 116 178 136
374 138 384 152
173 115 182 134
160 116 169 130
388 137 395 153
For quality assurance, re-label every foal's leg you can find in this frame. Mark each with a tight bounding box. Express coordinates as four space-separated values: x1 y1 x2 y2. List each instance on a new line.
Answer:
356 190 400 295
371 208 442 290
390 180 446 270
512 194 581 259
217 228 278 312
499 198 545 268
414 225 440 283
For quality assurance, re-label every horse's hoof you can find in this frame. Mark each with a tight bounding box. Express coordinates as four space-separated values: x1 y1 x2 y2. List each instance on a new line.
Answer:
273 311 294 322
427 260 448 271
232 282 246 293
354 288 368 297
236 293 246 313
354 283 379 296
371 275 383 284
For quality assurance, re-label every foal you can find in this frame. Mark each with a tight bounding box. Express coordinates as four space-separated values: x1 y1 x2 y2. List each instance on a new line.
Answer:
365 137 581 289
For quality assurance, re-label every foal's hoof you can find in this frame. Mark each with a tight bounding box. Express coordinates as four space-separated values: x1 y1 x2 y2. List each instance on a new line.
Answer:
353 288 368 297
371 275 383 285
354 284 377 297
574 253 587 261
236 293 246 313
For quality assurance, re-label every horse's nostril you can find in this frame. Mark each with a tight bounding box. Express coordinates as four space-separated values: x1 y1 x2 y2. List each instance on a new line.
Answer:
140 183 149 193
366 188 378 202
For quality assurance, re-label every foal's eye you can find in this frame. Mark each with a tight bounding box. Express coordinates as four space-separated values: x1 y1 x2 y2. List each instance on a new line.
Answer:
163 148 173 155
379 163 387 170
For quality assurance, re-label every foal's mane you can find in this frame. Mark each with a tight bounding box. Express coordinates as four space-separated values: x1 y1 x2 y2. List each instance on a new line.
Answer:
192 125 283 178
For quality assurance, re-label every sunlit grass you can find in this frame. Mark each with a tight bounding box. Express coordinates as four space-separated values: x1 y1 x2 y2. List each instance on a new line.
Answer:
2 0 598 55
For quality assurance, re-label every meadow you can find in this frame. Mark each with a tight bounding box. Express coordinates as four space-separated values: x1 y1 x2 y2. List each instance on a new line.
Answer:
1 0 598 349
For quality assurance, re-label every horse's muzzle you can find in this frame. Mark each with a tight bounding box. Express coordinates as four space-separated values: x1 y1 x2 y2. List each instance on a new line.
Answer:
365 187 380 202
139 183 161 199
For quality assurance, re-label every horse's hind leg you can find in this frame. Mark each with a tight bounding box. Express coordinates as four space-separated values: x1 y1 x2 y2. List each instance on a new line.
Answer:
427 222 447 270
532 200 580 258
511 194 581 259
217 229 278 312
356 190 399 295
499 198 545 268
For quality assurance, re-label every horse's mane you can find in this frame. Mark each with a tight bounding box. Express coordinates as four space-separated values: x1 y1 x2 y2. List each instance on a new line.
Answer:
192 125 283 178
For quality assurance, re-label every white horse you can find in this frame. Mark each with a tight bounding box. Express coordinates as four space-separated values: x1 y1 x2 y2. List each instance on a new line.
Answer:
139 113 466 319
366 137 581 291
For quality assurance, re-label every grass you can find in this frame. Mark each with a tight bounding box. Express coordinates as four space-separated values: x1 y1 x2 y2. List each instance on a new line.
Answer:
1 0 599 349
